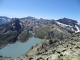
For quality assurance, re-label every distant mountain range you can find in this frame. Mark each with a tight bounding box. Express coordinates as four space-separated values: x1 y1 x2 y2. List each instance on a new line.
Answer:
0 16 11 25
0 16 80 33
0 16 80 48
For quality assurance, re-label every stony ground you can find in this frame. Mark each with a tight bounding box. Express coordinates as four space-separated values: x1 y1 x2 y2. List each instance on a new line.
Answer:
0 32 80 60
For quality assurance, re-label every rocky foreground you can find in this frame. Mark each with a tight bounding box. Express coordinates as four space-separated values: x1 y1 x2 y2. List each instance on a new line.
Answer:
0 32 80 60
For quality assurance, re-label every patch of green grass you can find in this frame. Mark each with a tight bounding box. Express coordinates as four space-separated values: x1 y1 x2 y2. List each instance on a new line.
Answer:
18 31 32 42
35 25 50 39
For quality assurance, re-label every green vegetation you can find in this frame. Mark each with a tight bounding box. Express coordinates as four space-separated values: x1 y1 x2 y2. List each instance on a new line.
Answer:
35 26 50 39
35 25 66 40
0 31 18 46
18 31 32 42
47 29 65 40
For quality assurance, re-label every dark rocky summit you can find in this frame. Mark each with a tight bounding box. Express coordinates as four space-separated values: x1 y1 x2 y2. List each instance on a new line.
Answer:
57 18 78 26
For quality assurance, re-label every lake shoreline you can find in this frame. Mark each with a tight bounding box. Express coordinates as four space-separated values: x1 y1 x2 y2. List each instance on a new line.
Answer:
0 37 42 58
0 42 16 50
0 36 44 49
0 44 8 50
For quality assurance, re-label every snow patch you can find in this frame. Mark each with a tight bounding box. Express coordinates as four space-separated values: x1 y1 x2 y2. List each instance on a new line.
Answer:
55 21 72 28
55 21 80 33
8 19 10 21
71 28 75 32
75 25 80 33
20 22 22 25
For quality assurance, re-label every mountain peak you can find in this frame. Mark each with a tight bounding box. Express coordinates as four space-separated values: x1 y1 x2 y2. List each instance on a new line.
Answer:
0 16 11 25
57 18 78 26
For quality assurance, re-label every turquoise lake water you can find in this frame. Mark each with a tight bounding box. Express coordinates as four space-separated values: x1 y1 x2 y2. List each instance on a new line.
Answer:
0 37 41 58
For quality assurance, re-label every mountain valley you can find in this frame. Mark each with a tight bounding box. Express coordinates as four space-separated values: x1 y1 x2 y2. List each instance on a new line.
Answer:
0 16 80 60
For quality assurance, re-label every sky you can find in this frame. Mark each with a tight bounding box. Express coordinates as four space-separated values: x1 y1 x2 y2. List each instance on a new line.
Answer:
0 0 80 22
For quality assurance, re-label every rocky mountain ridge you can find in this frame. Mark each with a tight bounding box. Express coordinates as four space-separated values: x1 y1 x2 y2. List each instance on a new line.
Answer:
0 16 80 48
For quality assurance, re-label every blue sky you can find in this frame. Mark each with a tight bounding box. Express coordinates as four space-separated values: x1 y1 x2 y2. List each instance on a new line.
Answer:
0 0 80 22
